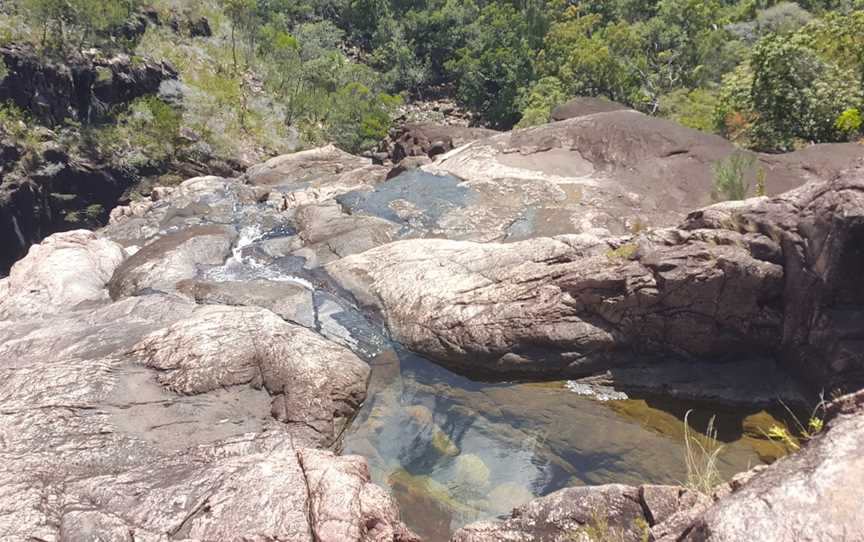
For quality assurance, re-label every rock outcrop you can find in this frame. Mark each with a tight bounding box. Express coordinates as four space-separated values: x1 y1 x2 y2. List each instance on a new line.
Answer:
425 108 863 237
0 44 176 126
550 96 630 121
328 160 864 396
0 200 415 538
0 45 179 273
375 123 499 164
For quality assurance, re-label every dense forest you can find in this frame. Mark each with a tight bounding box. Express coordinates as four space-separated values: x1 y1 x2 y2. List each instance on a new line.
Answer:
1 0 863 163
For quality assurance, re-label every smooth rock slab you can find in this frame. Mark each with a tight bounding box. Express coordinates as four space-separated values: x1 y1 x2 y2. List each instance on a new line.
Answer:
132 304 370 447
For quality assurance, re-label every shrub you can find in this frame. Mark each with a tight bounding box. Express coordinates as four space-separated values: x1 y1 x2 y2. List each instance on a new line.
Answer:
711 151 760 202
515 76 567 129
95 96 183 168
326 82 401 153
683 410 724 494
835 107 862 136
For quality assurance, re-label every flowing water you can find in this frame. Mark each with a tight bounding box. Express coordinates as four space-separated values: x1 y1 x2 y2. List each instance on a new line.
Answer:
196 203 782 542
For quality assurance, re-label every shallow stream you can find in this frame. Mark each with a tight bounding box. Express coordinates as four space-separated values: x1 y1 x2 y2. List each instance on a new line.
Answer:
195 196 786 542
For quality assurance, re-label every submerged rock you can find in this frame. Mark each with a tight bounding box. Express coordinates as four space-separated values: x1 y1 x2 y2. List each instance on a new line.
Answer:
452 391 864 542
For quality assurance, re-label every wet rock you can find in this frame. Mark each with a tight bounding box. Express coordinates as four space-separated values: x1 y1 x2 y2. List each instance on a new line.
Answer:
0 229 413 540
108 224 236 298
176 277 316 327
0 229 125 318
388 155 433 180
450 484 650 542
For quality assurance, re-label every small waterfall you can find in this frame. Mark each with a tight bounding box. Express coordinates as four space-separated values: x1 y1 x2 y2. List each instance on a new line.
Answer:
11 216 26 249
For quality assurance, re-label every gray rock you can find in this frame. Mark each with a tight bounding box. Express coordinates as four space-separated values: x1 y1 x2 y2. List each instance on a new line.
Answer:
0 230 414 541
108 224 236 298
550 96 630 121
328 161 864 397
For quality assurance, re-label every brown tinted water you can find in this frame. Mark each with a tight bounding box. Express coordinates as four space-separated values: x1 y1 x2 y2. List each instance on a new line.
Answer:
343 349 793 542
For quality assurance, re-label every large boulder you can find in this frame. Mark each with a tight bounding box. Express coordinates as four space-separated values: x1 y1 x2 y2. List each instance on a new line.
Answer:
423 109 864 237
328 160 864 395
0 226 415 540
550 96 630 121
0 229 125 318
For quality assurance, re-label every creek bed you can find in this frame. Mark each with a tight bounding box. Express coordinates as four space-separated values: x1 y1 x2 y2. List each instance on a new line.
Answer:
343 350 782 541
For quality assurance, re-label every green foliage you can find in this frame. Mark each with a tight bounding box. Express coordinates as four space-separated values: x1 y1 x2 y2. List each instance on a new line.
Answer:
835 107 862 135
711 151 761 202
326 83 401 153
660 88 720 133
683 410 724 495
606 243 639 261
14 0 142 51
95 96 183 168
719 12 864 150
516 76 566 128
447 2 536 127
763 398 827 454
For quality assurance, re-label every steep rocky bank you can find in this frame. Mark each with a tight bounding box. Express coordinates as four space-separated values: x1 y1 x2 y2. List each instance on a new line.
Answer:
1 105 863 540
0 45 179 272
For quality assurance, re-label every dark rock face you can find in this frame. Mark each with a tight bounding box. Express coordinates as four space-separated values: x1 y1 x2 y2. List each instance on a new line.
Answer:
0 44 176 125
376 123 498 165
0 45 178 274
550 96 630 121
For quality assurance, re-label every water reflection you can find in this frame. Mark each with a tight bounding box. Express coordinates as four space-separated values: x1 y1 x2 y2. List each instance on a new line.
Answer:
343 350 770 542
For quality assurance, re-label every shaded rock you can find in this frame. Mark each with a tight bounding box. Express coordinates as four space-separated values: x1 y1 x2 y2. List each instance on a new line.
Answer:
380 123 499 163
388 155 433 180
0 229 125 318
550 96 630 121
108 224 236 298
0 44 176 125
450 484 649 542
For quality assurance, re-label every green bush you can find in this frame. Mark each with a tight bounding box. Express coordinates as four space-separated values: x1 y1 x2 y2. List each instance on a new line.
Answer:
326 82 401 153
95 96 183 168
711 151 761 202
835 107 862 136
516 76 567 129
